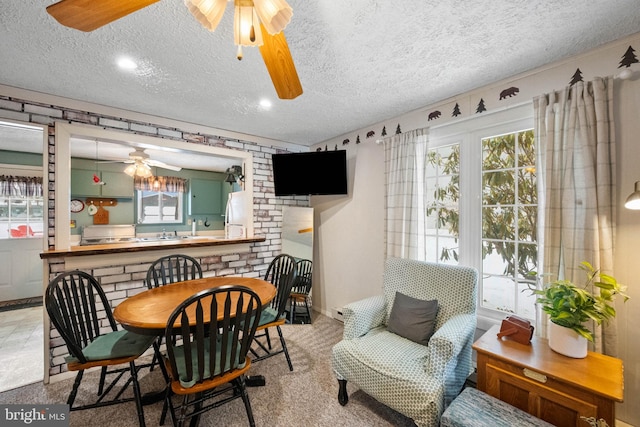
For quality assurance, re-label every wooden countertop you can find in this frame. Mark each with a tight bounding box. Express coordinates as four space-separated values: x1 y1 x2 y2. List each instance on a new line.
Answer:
40 235 266 259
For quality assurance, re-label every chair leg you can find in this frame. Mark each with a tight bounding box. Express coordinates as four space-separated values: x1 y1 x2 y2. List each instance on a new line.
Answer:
153 340 170 383
303 298 311 322
237 377 256 427
265 328 272 349
97 366 107 395
277 325 293 371
338 379 349 406
67 370 84 407
129 361 146 427
291 298 297 323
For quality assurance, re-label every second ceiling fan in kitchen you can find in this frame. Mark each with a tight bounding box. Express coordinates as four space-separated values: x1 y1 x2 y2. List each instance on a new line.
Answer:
97 148 182 178
45 0 303 99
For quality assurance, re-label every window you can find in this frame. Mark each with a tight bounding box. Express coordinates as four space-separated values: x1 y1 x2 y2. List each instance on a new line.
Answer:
137 190 183 224
0 195 44 239
480 129 537 319
426 107 537 322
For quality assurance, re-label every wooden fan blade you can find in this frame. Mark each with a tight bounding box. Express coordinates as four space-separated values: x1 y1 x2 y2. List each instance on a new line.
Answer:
46 0 160 32
259 24 303 100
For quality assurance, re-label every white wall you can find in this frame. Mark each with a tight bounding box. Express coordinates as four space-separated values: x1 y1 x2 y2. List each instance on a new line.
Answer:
313 32 640 426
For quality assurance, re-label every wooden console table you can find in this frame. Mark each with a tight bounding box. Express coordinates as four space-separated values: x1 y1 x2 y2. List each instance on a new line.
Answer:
473 325 624 427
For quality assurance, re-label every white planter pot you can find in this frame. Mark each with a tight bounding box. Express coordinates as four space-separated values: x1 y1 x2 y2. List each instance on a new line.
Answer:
548 321 588 358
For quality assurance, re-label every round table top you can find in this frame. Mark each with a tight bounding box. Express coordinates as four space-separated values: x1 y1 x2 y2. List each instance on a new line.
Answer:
113 276 276 335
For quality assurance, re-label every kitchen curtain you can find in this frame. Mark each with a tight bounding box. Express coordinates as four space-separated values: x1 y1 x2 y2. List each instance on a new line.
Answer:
134 176 187 193
383 128 429 259
0 175 43 197
534 76 617 355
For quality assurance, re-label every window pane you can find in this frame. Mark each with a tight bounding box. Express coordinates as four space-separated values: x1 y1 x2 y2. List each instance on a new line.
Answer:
483 171 515 204
482 206 515 240
482 134 516 170
517 206 537 242
482 275 515 314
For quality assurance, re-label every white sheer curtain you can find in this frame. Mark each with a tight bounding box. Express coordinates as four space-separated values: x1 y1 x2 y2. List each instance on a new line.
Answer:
383 128 429 259
534 76 617 355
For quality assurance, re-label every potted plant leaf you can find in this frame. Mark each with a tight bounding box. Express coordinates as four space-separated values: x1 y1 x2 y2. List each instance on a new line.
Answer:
530 261 629 358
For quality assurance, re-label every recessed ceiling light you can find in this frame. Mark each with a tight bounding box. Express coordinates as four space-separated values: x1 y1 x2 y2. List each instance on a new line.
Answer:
259 99 272 109
117 57 138 70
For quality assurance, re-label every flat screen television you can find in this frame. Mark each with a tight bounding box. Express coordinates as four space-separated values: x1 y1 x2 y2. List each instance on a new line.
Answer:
272 150 348 196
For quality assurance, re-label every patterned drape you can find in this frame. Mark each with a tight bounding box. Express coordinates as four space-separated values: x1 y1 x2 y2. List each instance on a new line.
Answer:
534 77 617 355
134 176 187 192
0 175 43 197
383 128 429 260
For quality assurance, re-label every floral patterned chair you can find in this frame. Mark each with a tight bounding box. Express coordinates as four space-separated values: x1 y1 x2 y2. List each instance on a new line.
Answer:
331 258 478 427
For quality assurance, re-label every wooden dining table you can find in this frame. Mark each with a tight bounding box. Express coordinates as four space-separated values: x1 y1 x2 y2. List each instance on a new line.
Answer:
113 276 277 336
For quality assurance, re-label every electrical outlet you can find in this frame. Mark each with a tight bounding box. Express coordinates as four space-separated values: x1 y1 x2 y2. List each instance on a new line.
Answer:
187 219 192 225
198 220 203 225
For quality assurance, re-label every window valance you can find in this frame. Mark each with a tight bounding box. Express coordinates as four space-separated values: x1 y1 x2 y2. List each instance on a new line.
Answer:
134 176 187 192
0 175 43 197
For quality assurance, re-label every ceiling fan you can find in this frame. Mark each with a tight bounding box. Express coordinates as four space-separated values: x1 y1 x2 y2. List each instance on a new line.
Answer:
98 148 182 178
45 0 303 99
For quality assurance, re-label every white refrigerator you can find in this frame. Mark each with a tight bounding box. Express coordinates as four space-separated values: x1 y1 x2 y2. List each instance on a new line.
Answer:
225 190 250 238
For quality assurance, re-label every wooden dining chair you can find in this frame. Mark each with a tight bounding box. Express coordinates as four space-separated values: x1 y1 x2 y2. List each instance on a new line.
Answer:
250 253 298 371
160 285 263 427
145 254 203 289
45 270 157 427
145 254 203 372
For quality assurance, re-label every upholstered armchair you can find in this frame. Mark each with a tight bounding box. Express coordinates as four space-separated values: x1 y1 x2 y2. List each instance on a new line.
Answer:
331 258 478 427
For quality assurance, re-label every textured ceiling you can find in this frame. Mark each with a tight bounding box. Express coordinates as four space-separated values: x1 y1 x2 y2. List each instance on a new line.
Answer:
1 1 640 146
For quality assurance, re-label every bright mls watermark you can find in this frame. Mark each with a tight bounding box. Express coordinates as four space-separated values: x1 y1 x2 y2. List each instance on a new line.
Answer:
1 405 69 426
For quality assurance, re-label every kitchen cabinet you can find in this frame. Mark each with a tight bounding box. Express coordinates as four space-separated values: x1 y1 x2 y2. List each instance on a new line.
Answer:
189 178 222 215
473 325 623 427
71 169 134 198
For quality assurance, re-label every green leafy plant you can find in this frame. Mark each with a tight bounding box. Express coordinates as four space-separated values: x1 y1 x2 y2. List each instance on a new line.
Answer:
530 261 629 342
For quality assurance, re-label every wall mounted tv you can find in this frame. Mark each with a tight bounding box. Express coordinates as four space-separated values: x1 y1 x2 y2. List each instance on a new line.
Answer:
272 150 348 196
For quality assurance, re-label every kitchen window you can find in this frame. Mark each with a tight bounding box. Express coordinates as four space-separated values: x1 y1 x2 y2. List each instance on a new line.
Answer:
135 176 186 225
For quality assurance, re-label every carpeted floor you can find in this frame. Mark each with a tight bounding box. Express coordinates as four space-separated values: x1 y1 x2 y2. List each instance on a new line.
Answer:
0 313 417 427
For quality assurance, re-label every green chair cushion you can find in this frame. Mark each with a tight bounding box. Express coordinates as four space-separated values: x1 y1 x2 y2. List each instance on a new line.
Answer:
258 306 283 326
65 330 156 363
173 336 246 388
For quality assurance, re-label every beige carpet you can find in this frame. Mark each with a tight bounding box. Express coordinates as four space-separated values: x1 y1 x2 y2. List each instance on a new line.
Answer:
0 313 416 427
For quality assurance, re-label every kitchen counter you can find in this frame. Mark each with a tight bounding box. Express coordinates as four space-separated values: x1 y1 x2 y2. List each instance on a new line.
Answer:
40 235 266 259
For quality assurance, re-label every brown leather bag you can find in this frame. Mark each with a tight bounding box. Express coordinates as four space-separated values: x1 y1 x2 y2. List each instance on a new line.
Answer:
497 315 534 345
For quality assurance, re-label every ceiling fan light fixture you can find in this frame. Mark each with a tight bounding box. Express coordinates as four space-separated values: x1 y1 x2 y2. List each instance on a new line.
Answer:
185 0 227 31
124 161 154 178
124 163 137 177
253 0 292 35
233 1 263 47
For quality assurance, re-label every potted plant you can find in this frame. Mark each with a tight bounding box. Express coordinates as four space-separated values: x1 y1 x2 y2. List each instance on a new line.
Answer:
530 261 629 358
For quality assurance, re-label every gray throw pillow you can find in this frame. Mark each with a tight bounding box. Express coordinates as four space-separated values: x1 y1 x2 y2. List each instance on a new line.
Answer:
387 291 438 346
